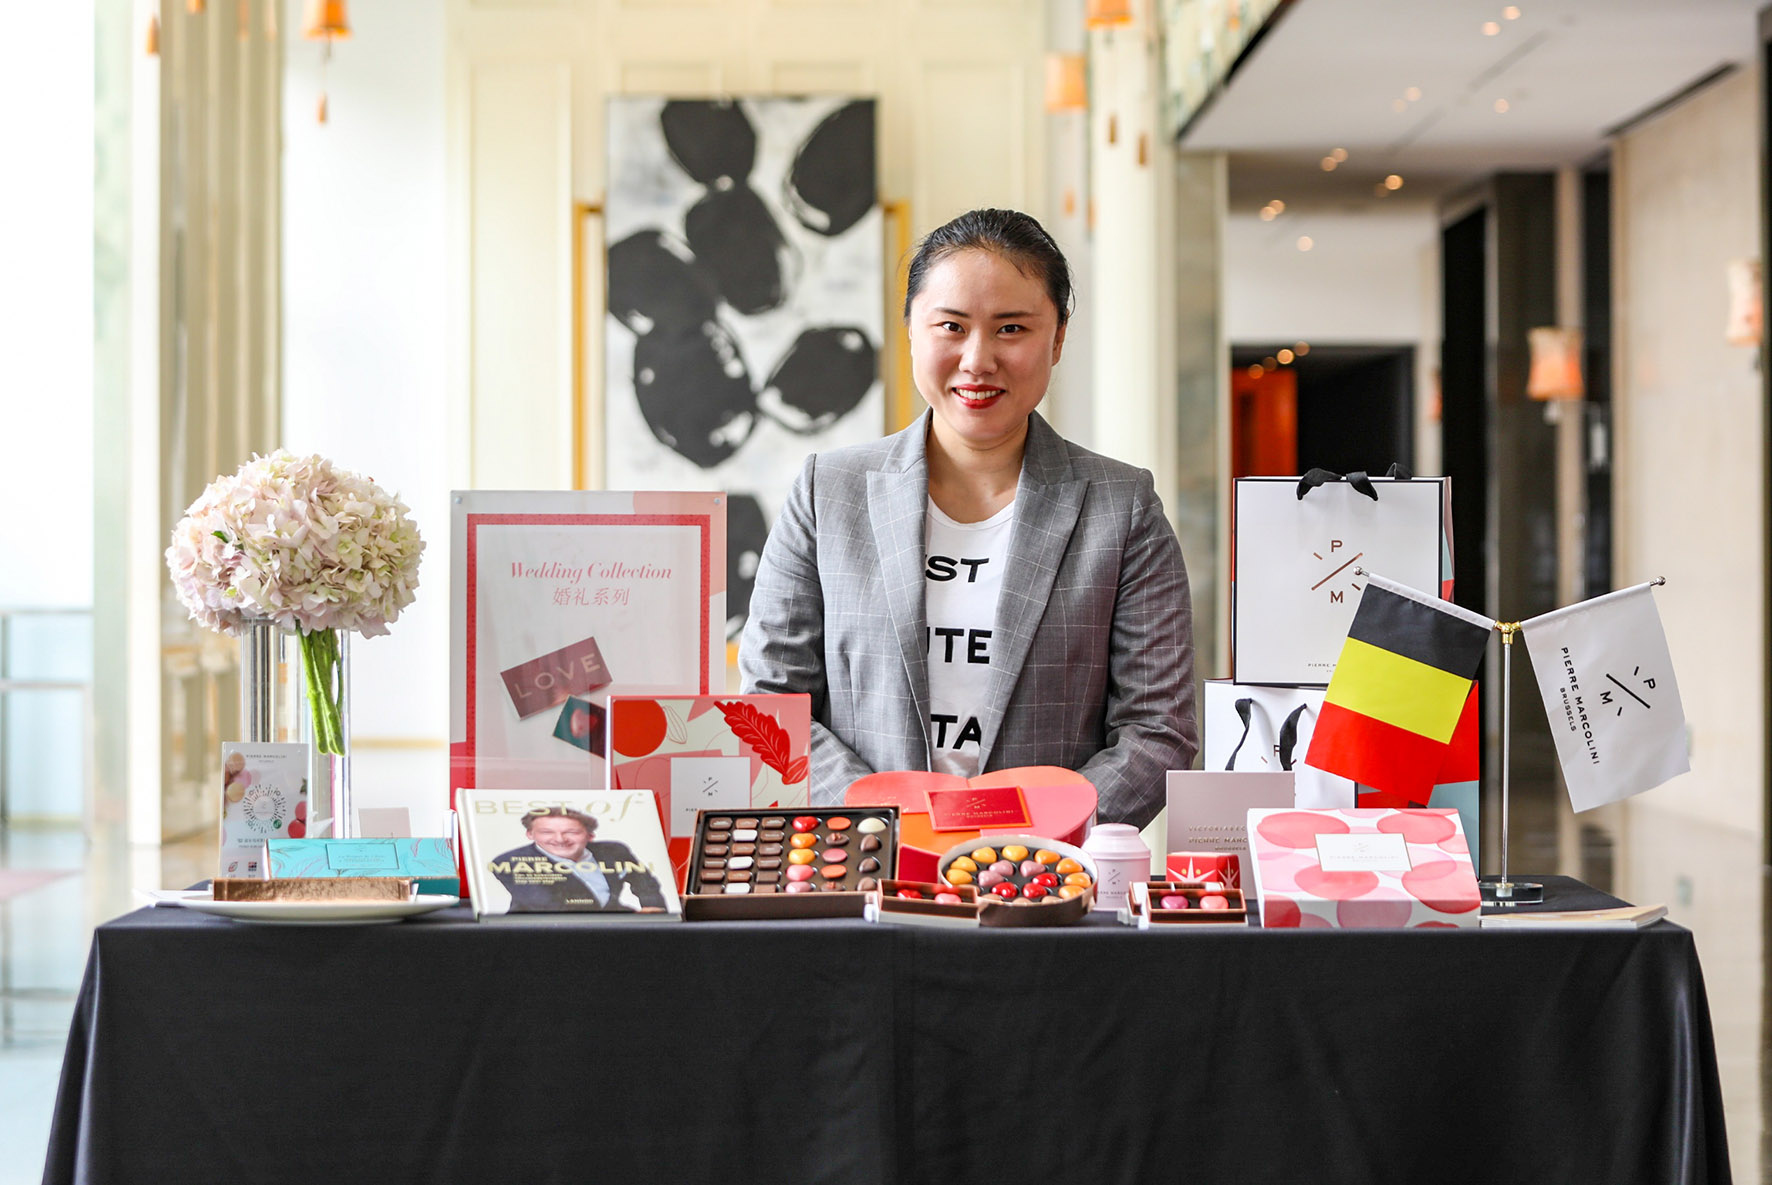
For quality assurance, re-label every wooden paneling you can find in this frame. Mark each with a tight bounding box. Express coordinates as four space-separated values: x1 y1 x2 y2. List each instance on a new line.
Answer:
468 62 574 489
911 59 1028 228
154 0 282 840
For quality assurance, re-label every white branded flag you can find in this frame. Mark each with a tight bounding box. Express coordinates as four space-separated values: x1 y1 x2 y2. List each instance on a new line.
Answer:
1520 583 1689 812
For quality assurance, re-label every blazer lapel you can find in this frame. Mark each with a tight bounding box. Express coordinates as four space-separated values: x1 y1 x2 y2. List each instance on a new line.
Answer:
868 418 934 767
977 413 1087 768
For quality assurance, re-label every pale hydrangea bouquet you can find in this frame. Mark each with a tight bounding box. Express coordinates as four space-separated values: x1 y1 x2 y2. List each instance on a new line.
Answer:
166 450 425 754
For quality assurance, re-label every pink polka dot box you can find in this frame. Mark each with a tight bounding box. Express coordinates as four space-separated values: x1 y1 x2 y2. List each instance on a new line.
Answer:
1245 808 1482 929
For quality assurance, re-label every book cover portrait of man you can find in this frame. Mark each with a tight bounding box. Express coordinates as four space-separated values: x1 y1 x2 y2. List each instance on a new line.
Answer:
490 807 667 912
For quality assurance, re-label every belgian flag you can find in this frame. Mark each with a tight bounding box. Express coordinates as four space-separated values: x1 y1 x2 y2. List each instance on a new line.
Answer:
1305 574 1495 802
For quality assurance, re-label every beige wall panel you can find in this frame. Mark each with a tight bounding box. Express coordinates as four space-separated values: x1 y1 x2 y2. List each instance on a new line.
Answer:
1613 70 1764 1184
469 62 574 488
767 60 874 94
910 59 1029 230
1615 67 1764 840
617 61 727 94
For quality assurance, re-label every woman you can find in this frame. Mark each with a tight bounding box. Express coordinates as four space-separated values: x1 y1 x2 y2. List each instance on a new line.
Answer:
739 208 1196 827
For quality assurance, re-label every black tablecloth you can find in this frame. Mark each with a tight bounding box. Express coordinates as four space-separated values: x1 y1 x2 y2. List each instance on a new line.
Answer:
43 877 1730 1185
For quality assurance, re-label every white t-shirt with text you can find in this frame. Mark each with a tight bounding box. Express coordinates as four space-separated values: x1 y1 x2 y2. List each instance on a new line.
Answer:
923 497 1015 777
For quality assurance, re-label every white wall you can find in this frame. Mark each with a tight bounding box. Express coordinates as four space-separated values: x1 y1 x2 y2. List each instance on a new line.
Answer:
282 0 452 829
0 5 94 820
1223 205 1442 473
1 6 94 610
1613 65 1763 1183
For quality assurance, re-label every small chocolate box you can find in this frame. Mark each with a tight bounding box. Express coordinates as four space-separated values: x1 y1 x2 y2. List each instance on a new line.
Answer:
683 807 899 921
1123 880 1249 928
872 879 979 927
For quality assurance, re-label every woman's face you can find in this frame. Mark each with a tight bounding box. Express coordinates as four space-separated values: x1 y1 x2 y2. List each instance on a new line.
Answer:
908 248 1065 458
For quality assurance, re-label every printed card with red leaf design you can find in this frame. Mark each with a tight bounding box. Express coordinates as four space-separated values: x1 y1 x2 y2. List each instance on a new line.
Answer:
605 694 812 887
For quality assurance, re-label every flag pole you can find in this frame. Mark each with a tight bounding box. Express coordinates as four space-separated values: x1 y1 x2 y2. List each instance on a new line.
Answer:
1482 621 1543 906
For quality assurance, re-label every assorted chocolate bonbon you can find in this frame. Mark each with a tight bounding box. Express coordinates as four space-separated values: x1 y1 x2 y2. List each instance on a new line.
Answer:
942 841 1093 905
871 879 980 927
1133 880 1249 925
937 834 1097 927
688 808 898 898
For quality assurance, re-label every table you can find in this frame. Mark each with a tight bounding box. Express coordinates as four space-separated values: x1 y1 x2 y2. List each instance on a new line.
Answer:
43 877 1730 1185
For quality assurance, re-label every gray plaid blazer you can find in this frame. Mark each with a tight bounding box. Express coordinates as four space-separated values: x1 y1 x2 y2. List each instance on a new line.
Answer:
738 410 1197 827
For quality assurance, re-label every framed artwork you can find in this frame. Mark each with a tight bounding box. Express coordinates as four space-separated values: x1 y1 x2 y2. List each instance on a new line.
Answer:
603 96 884 639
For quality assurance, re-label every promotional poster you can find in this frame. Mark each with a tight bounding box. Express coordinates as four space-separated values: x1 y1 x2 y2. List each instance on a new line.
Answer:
450 491 726 797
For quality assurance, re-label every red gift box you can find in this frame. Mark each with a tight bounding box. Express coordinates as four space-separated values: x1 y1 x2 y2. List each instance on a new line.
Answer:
1165 851 1241 889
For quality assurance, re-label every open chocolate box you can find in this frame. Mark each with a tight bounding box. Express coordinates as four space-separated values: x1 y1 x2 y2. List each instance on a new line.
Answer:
682 806 900 921
1123 880 1249 928
871 879 980 927
937 835 1096 928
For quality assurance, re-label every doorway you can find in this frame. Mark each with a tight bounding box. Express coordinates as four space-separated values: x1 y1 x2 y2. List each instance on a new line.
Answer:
1228 344 1416 478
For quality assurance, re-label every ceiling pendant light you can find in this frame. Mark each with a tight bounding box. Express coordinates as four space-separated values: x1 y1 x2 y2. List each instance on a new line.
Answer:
302 0 351 126
1526 327 1583 400
1085 0 1133 31
1045 53 1087 112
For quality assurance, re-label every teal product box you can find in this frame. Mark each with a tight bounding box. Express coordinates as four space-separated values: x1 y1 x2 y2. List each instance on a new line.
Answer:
263 837 461 896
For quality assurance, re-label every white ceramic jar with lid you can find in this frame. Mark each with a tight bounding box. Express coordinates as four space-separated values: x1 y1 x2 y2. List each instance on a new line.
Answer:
1080 823 1151 912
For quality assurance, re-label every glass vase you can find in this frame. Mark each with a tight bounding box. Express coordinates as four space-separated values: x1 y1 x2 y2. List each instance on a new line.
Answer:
296 627 352 839
238 618 352 838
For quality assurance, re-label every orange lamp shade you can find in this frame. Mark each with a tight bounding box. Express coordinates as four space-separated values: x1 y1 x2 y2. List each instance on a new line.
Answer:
302 0 351 39
1726 257 1762 346
1526 326 1583 401
1085 0 1133 29
1046 53 1087 112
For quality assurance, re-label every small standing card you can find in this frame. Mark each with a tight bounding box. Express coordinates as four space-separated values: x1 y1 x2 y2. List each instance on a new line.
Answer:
218 743 310 878
926 785 1031 831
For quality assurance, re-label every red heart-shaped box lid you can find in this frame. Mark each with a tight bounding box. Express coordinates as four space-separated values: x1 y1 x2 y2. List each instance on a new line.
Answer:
846 766 1098 883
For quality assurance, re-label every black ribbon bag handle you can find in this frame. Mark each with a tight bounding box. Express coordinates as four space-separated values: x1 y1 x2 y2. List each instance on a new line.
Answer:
1226 699 1314 771
1295 463 1413 502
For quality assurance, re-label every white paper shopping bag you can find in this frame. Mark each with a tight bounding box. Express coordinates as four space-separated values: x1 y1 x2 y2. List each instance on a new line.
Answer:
1231 472 1450 684
1201 680 1355 809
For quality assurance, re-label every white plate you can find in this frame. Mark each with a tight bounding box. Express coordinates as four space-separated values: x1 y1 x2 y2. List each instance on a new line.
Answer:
177 893 459 925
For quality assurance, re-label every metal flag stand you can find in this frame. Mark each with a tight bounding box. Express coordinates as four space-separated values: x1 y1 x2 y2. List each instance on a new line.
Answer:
1479 575 1668 907
1481 619 1542 906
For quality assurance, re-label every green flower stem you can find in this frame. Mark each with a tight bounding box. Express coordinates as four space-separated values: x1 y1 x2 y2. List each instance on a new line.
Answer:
297 626 346 756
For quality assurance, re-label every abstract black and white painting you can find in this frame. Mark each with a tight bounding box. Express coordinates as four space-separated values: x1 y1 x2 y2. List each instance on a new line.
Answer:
605 97 882 639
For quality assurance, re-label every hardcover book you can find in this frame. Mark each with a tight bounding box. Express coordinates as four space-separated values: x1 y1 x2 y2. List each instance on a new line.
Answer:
458 788 681 920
